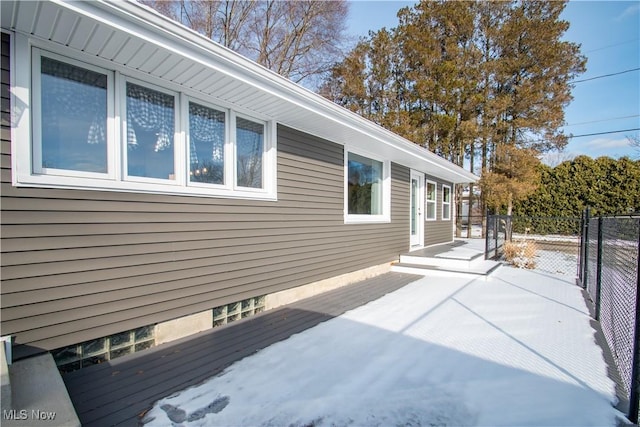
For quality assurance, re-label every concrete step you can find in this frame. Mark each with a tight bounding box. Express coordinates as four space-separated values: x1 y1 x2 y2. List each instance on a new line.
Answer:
391 259 501 280
399 251 485 269
3 353 80 426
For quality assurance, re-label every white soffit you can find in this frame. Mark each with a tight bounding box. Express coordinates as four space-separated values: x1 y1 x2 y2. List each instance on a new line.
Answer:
1 0 478 184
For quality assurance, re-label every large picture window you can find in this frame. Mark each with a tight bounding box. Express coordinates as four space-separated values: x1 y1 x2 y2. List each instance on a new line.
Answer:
348 152 383 215
19 45 276 200
345 151 390 223
426 180 437 220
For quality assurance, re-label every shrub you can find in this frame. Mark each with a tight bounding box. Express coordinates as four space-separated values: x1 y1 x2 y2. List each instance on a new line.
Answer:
503 240 537 269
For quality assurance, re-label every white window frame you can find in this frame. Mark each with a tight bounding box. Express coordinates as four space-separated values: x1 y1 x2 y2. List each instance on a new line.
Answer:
121 76 183 187
31 48 117 181
425 179 437 221
11 34 277 201
232 112 270 193
442 184 452 221
183 96 230 191
344 148 391 224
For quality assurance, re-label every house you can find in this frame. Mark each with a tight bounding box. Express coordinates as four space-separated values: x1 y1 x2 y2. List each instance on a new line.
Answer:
0 0 477 370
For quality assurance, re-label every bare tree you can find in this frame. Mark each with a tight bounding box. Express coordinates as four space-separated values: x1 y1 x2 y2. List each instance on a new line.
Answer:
541 150 576 167
628 134 640 159
140 0 348 88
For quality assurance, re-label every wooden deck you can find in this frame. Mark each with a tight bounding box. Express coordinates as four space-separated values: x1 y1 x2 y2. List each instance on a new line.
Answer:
62 272 420 427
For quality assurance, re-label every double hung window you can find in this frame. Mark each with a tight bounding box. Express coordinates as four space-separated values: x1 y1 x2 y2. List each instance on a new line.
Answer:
442 184 452 220
17 43 275 200
426 180 437 220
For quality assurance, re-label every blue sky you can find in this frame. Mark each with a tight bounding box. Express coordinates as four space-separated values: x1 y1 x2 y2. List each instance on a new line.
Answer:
346 1 640 161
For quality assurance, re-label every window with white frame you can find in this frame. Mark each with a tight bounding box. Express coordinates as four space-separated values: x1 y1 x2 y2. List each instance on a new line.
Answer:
188 101 226 185
35 54 112 177
17 43 275 200
442 184 451 220
124 81 177 181
426 180 437 220
345 150 390 223
236 117 265 189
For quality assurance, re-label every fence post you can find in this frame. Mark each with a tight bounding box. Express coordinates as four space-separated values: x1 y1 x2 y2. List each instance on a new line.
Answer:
595 216 603 321
493 215 500 259
484 209 490 260
628 218 640 423
582 207 591 290
578 209 585 282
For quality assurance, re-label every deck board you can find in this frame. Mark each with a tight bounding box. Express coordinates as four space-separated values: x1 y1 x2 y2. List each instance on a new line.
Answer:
63 272 420 427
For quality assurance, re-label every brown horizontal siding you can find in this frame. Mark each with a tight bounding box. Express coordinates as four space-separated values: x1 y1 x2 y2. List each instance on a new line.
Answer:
425 221 453 246
424 174 454 246
0 38 410 361
1 33 10 190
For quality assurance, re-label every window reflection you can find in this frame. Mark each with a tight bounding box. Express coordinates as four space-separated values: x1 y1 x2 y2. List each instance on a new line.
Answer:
40 57 108 173
126 83 175 180
348 153 383 215
236 118 264 188
189 102 225 185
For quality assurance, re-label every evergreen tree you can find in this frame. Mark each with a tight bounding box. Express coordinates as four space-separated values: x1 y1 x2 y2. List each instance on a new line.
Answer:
513 156 640 218
322 0 586 227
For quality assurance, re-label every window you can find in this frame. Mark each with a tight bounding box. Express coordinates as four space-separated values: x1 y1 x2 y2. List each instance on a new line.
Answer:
35 55 111 176
125 82 176 181
345 151 390 223
52 325 155 373
442 184 451 220
188 102 225 185
236 117 264 189
16 43 276 200
426 180 437 220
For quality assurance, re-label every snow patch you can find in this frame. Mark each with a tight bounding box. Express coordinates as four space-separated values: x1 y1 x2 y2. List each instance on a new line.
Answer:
143 269 622 426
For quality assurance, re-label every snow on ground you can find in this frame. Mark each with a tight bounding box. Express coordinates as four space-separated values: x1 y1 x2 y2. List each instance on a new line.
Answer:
144 267 622 427
534 250 579 277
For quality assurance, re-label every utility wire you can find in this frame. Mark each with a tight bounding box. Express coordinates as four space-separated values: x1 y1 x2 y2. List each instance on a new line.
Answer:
529 128 639 144
584 38 640 54
568 128 640 139
571 67 640 84
566 114 640 127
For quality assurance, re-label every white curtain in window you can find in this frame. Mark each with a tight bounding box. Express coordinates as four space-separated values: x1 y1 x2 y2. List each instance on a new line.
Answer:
126 83 174 152
188 103 224 165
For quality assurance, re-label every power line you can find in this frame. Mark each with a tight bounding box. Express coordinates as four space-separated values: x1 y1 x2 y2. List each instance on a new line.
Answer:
566 114 640 127
568 128 640 139
584 38 640 54
571 67 640 84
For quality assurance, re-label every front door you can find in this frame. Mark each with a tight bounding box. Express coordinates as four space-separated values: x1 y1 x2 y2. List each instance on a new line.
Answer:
410 170 425 247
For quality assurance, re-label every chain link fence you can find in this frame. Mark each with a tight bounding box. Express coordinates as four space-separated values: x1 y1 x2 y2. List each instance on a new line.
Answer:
486 214 581 277
579 212 640 423
487 211 640 423
485 214 510 260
